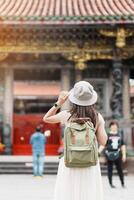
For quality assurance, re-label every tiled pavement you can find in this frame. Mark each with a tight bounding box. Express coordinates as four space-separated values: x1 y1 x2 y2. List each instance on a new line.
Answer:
0 174 133 200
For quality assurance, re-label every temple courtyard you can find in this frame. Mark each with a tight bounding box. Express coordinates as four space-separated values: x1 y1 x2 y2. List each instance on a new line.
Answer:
0 174 133 200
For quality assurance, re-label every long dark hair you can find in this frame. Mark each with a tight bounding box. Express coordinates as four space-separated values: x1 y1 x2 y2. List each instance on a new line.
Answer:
68 104 98 127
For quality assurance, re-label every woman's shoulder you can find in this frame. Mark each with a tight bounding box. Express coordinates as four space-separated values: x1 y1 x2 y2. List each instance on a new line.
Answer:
94 113 105 132
97 113 105 125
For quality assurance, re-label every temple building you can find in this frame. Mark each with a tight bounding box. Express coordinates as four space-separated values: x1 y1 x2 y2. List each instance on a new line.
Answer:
0 0 134 155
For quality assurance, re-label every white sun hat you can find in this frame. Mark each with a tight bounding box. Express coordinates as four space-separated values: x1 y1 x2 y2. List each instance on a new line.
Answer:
69 81 98 106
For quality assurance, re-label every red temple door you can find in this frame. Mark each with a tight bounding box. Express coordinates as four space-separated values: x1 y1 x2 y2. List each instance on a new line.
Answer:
13 114 61 155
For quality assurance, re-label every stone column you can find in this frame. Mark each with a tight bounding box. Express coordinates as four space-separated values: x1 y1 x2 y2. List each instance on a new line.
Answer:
61 68 71 110
110 60 123 119
3 68 14 154
123 68 130 119
75 69 82 82
0 69 4 144
110 61 132 148
123 68 132 148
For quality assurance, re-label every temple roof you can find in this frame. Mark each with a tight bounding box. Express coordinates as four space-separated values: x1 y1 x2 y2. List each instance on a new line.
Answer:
0 0 134 25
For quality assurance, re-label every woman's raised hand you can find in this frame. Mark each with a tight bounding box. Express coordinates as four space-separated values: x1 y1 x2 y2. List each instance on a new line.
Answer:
57 91 69 106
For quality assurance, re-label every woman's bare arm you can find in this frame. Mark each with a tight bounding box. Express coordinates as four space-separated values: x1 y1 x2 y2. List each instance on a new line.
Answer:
98 145 105 154
96 127 107 146
96 115 108 146
43 106 61 123
43 91 69 124
121 145 127 162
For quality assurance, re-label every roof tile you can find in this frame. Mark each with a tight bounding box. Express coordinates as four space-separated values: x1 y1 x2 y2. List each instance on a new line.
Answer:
0 0 133 24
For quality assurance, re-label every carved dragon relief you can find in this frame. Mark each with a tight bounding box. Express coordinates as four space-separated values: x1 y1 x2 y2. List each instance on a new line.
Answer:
110 63 123 119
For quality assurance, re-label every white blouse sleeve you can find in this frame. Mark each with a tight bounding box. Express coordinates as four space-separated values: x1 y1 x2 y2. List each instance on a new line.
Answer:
55 110 71 125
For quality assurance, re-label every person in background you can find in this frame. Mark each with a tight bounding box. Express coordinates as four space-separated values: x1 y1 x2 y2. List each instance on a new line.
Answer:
99 121 126 188
30 126 46 177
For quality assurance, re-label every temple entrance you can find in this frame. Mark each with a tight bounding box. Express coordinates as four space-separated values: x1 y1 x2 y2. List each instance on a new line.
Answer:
13 114 61 155
13 69 61 155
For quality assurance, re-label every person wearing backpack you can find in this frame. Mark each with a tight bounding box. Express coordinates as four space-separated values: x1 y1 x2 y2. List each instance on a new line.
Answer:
102 121 126 188
43 81 107 200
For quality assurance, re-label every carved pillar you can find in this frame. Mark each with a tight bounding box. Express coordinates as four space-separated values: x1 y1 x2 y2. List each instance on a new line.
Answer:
61 68 71 110
123 68 132 148
3 68 14 154
123 68 130 119
110 60 123 119
0 69 4 144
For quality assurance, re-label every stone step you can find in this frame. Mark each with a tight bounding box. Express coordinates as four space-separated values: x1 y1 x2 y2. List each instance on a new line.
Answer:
0 162 127 175
0 163 59 168
0 162 58 174
0 169 57 174
0 169 127 175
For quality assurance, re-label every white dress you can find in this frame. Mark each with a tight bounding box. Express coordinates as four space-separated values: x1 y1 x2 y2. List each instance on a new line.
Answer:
54 111 105 200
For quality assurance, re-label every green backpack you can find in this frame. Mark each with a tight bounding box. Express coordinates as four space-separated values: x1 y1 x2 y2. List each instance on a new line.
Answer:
64 120 98 168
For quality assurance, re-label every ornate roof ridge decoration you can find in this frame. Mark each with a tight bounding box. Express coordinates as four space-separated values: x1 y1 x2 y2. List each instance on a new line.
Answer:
0 0 134 25
100 28 133 48
63 52 113 70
